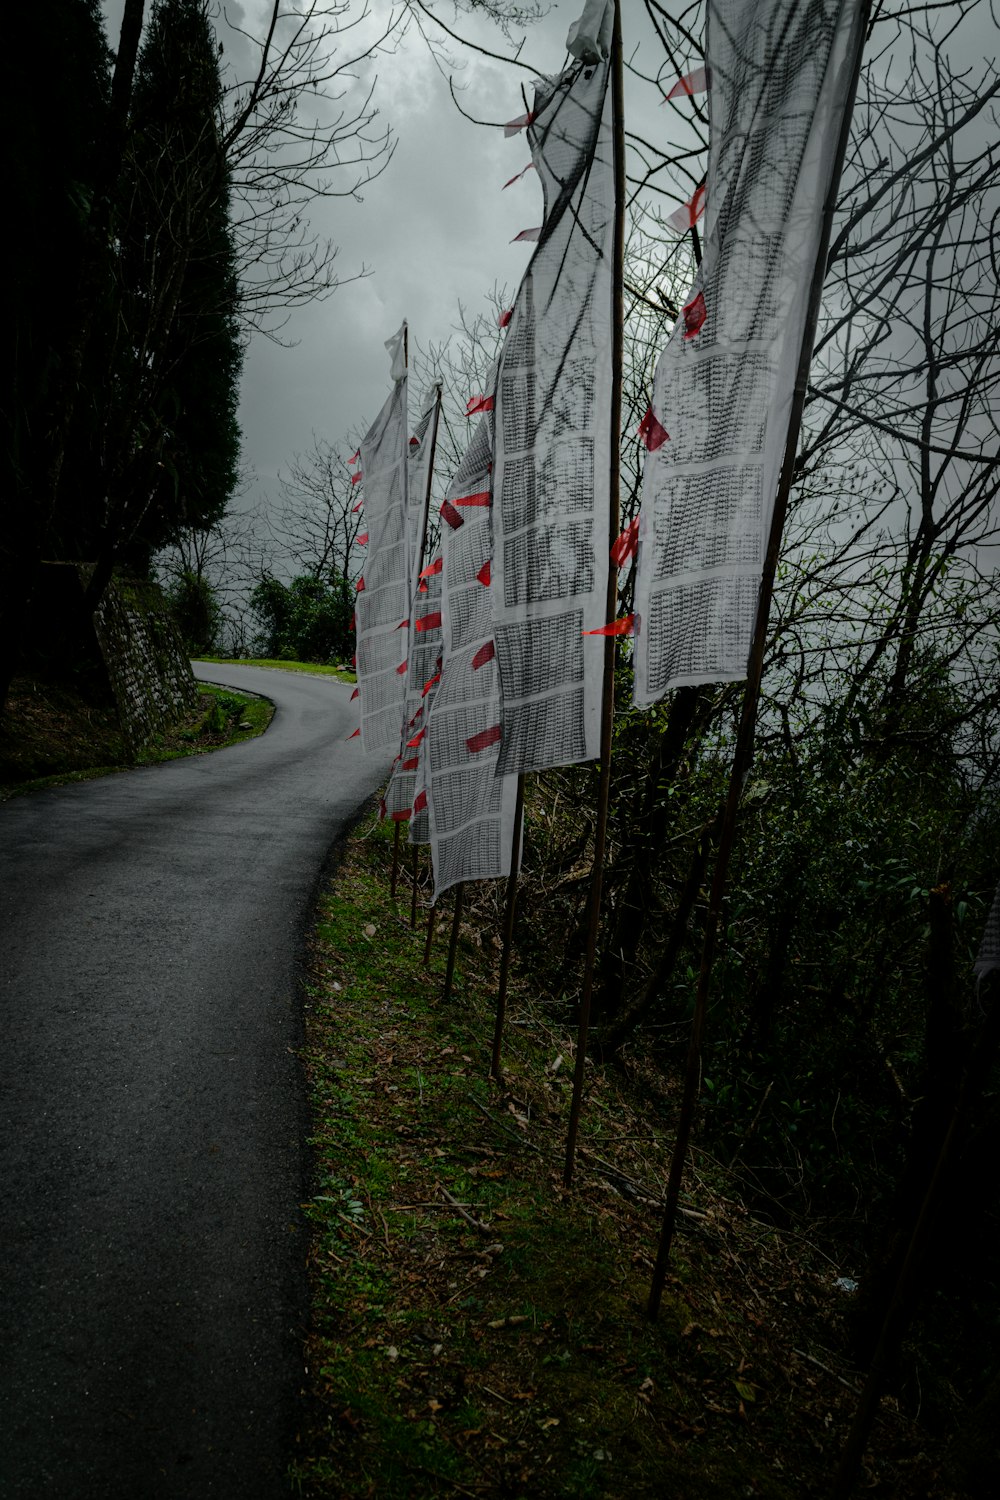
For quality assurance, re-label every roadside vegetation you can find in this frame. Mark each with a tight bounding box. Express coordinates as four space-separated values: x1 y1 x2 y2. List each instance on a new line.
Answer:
294 805 994 1499
0 678 272 800
196 656 355 681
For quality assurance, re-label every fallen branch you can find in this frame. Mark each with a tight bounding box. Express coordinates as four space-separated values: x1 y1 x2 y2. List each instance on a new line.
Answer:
437 1183 492 1234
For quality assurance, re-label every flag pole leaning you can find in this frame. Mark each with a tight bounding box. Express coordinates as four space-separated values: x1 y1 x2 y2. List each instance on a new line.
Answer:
443 883 465 1003
563 0 625 1188
409 384 443 928
647 0 872 1317
491 773 526 1080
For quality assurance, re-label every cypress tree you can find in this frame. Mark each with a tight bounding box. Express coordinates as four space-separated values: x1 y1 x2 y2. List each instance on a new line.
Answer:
88 0 243 585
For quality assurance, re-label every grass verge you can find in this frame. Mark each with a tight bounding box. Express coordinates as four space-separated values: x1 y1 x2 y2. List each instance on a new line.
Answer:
293 813 952 1498
195 656 356 682
0 678 273 800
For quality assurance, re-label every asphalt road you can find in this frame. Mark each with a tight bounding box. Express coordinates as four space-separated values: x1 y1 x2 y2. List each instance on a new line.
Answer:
0 664 390 1499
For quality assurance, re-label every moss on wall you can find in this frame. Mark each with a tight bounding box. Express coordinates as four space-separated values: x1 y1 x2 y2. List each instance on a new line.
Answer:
92 577 198 755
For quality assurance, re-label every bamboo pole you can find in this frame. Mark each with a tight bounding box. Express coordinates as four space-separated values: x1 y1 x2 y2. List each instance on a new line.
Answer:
647 0 872 1317
563 0 626 1188
491 774 526 1080
443 883 465 1003
390 822 401 897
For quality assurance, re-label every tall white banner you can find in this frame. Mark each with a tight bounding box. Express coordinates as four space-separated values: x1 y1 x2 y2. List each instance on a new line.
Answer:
425 414 520 900
382 386 443 827
355 325 410 751
490 7 616 775
632 0 866 704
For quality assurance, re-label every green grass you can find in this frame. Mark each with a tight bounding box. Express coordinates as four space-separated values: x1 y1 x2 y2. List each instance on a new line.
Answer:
291 814 861 1499
1 679 274 799
195 655 356 682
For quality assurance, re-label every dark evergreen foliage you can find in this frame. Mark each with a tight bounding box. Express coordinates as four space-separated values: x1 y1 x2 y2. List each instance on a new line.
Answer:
2 0 242 703
250 574 354 664
111 0 242 572
2 0 113 695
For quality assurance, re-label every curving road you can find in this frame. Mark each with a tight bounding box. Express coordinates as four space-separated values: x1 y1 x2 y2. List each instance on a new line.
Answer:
0 664 390 1499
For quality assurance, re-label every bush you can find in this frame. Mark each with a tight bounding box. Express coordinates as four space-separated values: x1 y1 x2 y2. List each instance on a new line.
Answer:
165 569 221 655
250 573 353 664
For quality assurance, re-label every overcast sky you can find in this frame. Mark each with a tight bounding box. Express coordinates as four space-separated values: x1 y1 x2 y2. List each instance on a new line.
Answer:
100 3 638 519
98 1 996 565
98 0 687 532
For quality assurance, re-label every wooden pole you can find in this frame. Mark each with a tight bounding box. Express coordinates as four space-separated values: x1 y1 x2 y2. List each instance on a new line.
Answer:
390 822 401 898
410 845 420 929
491 774 526 1080
443 883 464 1003
423 902 436 966
415 384 443 585
563 0 626 1188
647 0 872 1317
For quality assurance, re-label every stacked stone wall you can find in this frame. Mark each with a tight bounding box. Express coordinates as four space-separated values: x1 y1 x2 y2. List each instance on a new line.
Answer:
92 579 197 755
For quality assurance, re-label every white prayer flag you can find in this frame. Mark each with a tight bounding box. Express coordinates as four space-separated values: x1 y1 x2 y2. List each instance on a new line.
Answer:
382 387 443 829
355 326 409 751
490 1 616 776
632 0 866 704
425 413 520 900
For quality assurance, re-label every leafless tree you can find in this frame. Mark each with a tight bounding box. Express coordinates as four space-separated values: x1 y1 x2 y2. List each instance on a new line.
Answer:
264 434 367 584
219 1 402 335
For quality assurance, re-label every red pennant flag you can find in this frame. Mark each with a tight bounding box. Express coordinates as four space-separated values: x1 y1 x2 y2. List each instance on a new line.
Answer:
583 614 635 637
419 555 443 579
466 724 502 754
512 226 541 243
348 727 360 739
355 576 365 592
413 789 428 814
391 808 411 822
667 180 707 232
503 162 534 189
664 65 709 101
415 611 442 633
466 395 494 416
350 686 359 701
504 110 535 137
352 499 363 513
409 435 419 447
476 559 491 586
683 290 707 339
402 756 419 771
638 406 670 451
418 579 428 593
351 471 362 485
396 661 408 675
441 500 464 530
610 516 640 567
407 727 426 749
472 640 496 671
421 671 441 697
396 618 409 629
348 448 361 464
498 308 513 329
357 532 369 546
456 491 490 508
